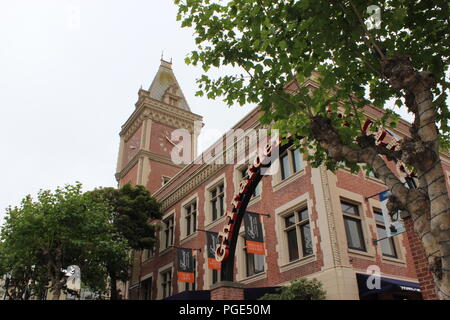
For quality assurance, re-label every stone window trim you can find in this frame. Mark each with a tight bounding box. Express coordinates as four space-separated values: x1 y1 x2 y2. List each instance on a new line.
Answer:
204 173 227 226
235 228 268 283
157 262 174 300
337 192 380 261
274 193 317 271
180 193 199 240
159 210 176 253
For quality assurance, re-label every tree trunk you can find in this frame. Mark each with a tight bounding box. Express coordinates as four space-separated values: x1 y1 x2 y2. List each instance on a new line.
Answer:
381 56 450 299
109 274 118 300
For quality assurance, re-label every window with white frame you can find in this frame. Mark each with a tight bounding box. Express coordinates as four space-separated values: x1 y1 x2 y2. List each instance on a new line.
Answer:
160 269 172 298
143 245 155 261
279 146 303 180
341 201 366 252
184 200 197 237
241 234 265 277
162 215 174 250
139 277 152 300
210 183 225 222
373 208 398 258
240 167 261 197
283 207 313 262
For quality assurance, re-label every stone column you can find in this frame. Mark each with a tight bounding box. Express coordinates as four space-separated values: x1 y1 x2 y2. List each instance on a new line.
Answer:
210 281 245 300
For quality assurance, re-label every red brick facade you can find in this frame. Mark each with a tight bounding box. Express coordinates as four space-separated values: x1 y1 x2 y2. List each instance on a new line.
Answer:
116 61 450 300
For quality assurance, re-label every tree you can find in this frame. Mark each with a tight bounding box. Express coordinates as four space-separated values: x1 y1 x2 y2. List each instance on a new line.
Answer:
259 278 326 300
0 183 126 300
175 0 450 299
85 184 162 300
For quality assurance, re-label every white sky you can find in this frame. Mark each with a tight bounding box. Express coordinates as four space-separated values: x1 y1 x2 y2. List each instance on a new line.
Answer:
0 0 254 225
0 1 422 227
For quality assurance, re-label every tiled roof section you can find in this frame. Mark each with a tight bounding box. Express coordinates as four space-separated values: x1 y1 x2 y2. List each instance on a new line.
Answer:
148 60 191 111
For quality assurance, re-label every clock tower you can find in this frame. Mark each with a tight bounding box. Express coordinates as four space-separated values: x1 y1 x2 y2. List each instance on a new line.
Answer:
115 59 203 193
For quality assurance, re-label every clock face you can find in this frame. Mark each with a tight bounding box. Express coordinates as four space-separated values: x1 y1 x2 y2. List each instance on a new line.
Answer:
158 129 172 153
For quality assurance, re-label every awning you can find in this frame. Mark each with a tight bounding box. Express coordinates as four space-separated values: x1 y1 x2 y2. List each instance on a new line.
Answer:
356 273 421 297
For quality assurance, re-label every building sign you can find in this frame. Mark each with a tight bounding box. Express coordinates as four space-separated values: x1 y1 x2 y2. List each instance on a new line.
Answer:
215 135 285 264
177 248 195 283
244 212 265 255
206 231 221 270
379 190 405 237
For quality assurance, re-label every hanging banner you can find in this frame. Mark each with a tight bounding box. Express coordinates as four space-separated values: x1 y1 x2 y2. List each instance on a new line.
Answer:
379 190 405 237
177 248 195 283
206 231 221 270
244 212 265 255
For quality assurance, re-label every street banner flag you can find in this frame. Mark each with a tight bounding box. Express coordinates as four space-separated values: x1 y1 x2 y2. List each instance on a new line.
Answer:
244 212 265 255
206 231 221 270
379 190 405 237
177 248 195 283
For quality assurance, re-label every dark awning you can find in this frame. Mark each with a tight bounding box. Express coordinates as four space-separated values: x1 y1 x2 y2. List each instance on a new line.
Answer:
356 273 421 297
163 290 211 300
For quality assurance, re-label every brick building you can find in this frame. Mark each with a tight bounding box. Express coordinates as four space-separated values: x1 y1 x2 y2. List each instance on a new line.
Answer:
114 60 450 300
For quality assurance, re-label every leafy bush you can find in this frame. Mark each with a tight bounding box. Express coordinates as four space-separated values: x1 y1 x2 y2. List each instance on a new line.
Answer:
259 278 326 300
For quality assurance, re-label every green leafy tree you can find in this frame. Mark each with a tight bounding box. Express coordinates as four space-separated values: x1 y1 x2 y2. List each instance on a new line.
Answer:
85 184 162 300
175 0 450 299
260 278 326 300
0 183 127 300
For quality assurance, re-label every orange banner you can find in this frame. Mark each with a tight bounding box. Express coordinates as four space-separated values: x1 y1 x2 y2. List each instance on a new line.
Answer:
246 240 265 255
208 257 222 270
178 272 195 283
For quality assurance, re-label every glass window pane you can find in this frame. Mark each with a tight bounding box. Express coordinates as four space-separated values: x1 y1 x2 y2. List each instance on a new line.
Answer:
344 217 366 251
298 208 309 222
211 199 217 221
341 202 359 216
285 214 296 228
301 222 313 256
374 210 385 224
377 226 397 258
281 153 291 179
287 229 299 261
293 148 302 173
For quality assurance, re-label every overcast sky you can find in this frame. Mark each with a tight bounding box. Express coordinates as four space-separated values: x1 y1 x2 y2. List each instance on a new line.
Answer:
0 0 255 225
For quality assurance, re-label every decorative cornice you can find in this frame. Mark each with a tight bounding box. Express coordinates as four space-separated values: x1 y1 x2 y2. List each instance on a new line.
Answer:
159 163 226 211
115 150 184 182
120 96 203 141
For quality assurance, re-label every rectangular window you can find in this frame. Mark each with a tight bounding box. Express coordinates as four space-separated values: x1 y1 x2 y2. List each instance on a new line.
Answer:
293 148 302 173
143 245 155 261
241 168 261 197
341 202 366 251
374 209 398 258
281 152 291 180
162 216 174 249
210 183 224 221
280 146 303 180
160 269 172 299
140 277 152 300
184 201 197 237
283 208 313 262
246 252 265 277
